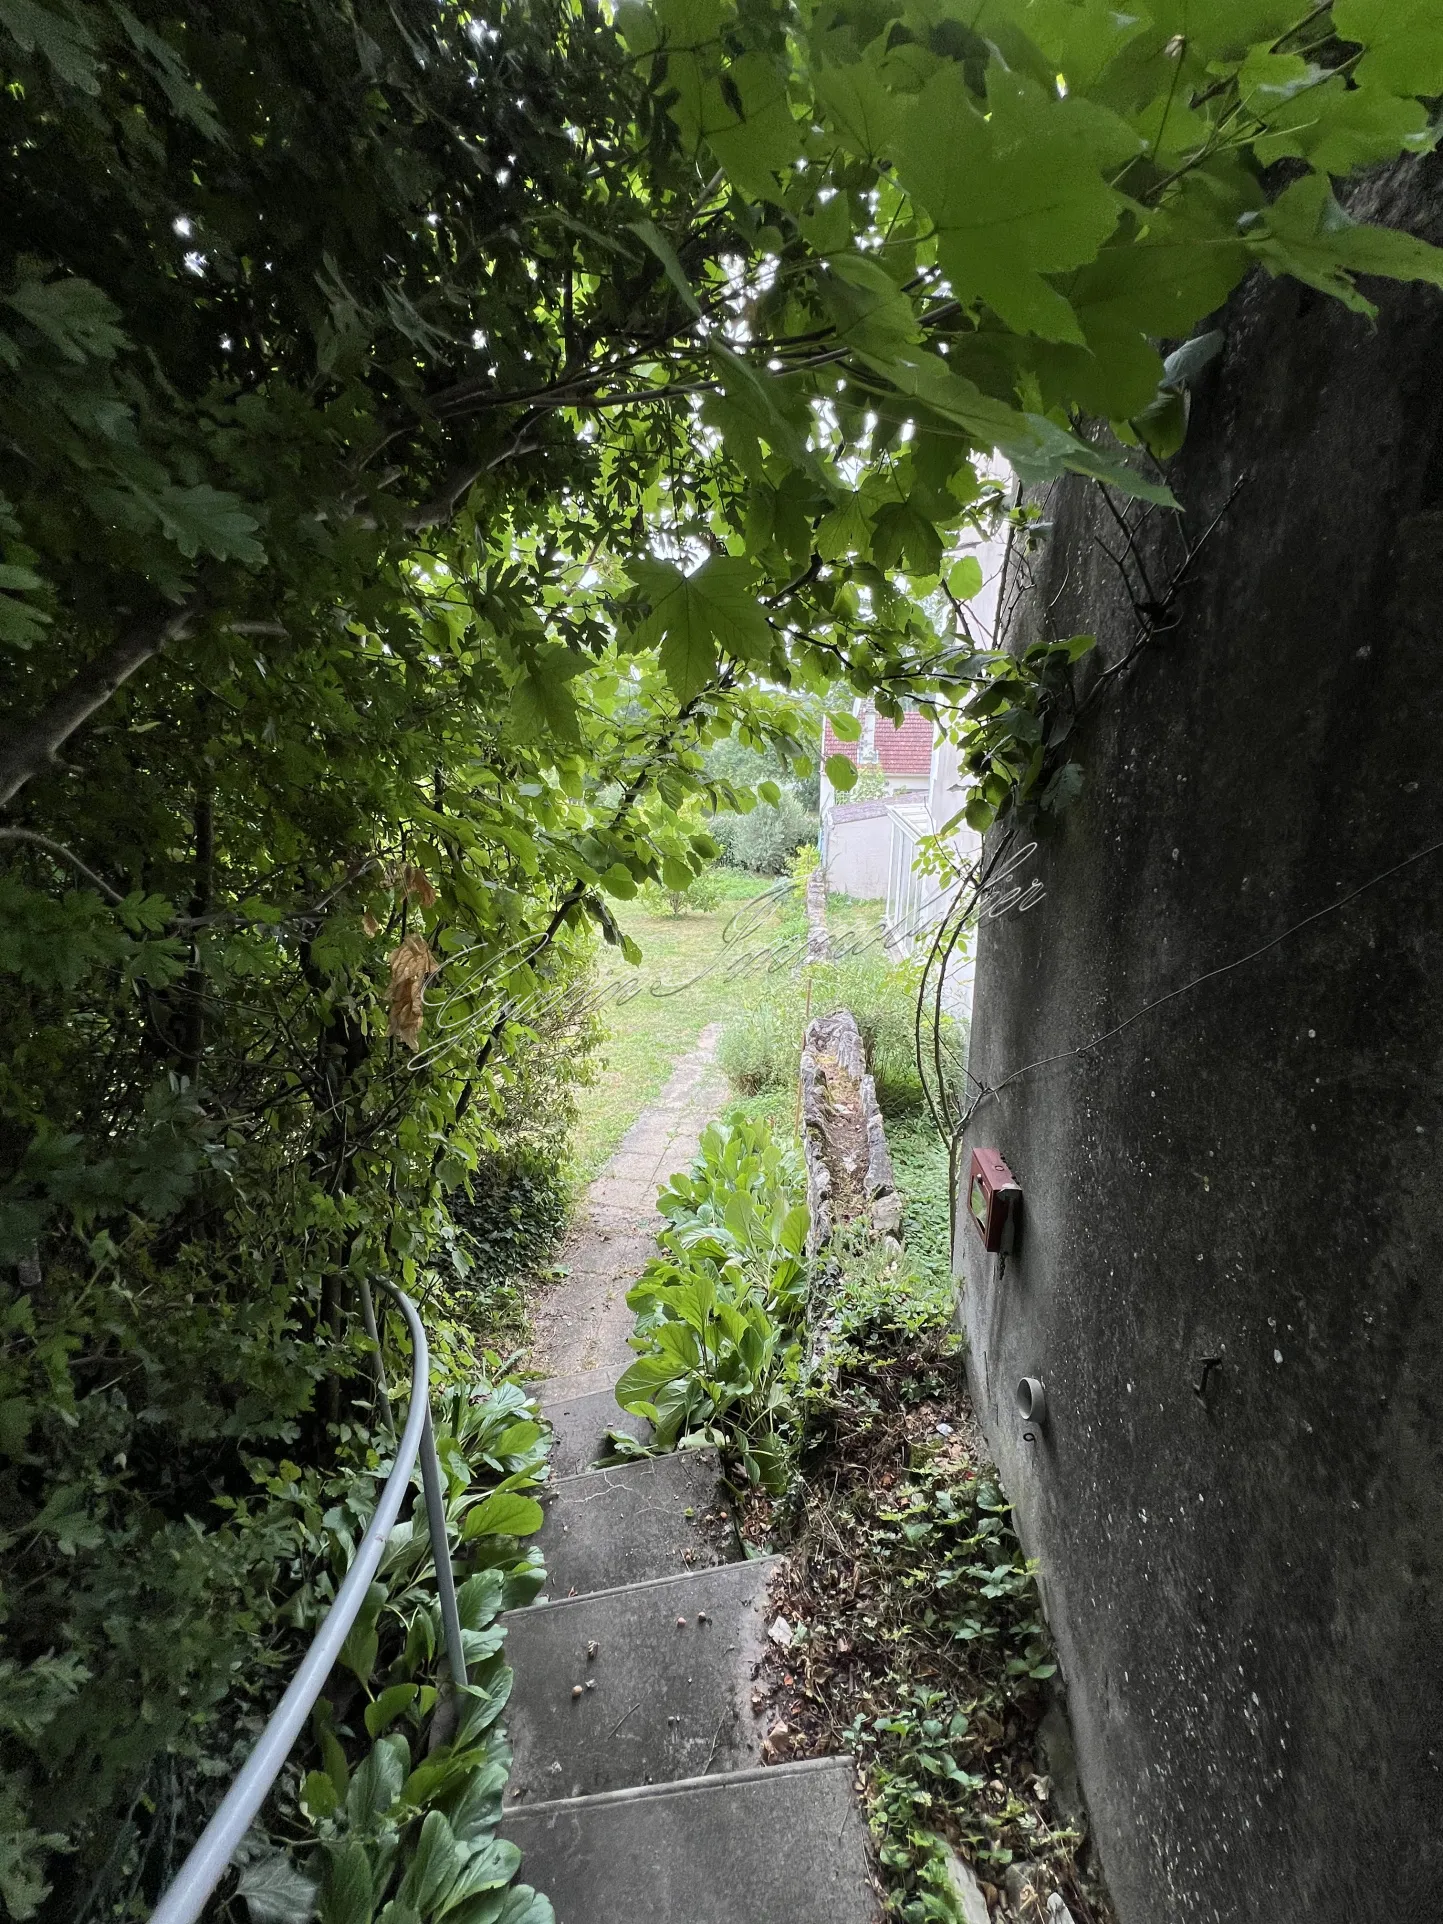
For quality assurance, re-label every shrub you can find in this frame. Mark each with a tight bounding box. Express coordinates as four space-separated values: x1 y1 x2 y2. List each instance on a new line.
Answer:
709 790 818 874
450 1143 569 1289
0 1277 552 1922
638 867 724 916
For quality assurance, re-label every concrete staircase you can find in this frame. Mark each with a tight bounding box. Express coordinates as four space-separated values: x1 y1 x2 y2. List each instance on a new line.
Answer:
501 1385 877 1923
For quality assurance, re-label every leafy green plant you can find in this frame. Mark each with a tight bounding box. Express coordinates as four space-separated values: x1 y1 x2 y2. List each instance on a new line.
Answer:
0 1284 554 1922
709 790 820 876
615 1118 809 1489
842 1470 1062 1914
639 866 724 916
755 1129 1103 1923
450 1149 570 1294
221 1375 555 1924
3 0 1441 1910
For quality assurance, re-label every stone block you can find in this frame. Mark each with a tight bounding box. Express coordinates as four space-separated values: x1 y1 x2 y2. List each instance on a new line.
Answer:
501 1757 877 1924
501 1557 780 1801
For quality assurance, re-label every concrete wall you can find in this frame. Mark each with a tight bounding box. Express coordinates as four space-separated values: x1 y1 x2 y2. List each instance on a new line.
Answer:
958 157 1443 1924
824 801 893 899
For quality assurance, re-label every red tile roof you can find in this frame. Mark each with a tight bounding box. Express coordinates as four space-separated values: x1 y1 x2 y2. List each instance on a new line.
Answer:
822 707 934 778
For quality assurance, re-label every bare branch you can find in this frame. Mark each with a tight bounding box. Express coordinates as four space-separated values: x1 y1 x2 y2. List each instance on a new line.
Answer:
0 598 201 809
0 828 126 903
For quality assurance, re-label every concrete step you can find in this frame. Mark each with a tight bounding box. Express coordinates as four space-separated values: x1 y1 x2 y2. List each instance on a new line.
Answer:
502 1558 781 1803
536 1449 737 1601
502 1756 878 1924
538 1380 648 1477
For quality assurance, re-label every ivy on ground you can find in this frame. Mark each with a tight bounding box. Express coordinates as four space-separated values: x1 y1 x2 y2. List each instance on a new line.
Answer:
4 0 1443 1913
763 1229 1110 1923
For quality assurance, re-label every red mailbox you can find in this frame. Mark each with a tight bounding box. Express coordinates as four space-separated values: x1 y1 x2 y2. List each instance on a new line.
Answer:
967 1148 1021 1253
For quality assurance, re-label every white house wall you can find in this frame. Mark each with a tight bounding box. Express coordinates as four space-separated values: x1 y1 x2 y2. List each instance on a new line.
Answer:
824 802 893 900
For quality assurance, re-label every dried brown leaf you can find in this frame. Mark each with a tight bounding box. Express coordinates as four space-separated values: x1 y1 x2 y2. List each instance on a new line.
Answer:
400 864 438 908
362 911 381 938
387 933 434 1049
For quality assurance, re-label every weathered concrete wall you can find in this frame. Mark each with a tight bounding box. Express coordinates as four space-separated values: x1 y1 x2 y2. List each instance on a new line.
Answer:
824 801 893 897
959 157 1443 1924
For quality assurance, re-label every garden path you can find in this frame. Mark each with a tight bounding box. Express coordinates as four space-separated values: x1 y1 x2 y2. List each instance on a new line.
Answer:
499 1017 878 1923
525 1020 726 1389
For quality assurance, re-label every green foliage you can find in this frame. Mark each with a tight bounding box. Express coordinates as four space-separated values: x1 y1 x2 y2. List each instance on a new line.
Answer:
244 1374 555 1924
718 948 965 1118
885 1121 956 1310
639 865 724 916
0 1266 327 1914
0 1331 552 1920
2 0 1440 1909
450 1149 570 1294
790 1183 1081 1919
615 1118 809 1489
787 842 821 884
709 788 820 874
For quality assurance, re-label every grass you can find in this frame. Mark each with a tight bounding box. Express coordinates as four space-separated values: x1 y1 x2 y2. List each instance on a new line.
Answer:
887 1114 955 1305
568 870 800 1186
716 931 964 1123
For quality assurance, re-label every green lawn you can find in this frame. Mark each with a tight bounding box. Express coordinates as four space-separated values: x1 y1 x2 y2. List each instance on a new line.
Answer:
568 876 892 1185
568 872 788 1185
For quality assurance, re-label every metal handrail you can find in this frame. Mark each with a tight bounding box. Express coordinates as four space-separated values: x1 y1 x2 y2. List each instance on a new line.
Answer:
150 1281 467 1924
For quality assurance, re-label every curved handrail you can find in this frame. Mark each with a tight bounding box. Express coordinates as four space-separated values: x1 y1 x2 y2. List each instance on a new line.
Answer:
150 1282 466 1924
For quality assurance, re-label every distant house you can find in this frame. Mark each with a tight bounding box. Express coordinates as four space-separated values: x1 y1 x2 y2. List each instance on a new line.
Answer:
815 517 1012 1011
819 704 980 999
817 704 933 898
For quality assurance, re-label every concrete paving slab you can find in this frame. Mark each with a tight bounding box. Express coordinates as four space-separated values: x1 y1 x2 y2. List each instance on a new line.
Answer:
583 1205 660 1232
558 1235 656 1279
525 1024 725 1380
536 1450 736 1599
525 1237 647 1384
502 1558 781 1801
602 1152 666 1184
502 1757 878 1924
540 1383 648 1478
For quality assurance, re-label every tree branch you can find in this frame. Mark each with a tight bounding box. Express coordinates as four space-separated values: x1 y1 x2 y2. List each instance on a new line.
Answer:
0 598 201 808
0 828 126 903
